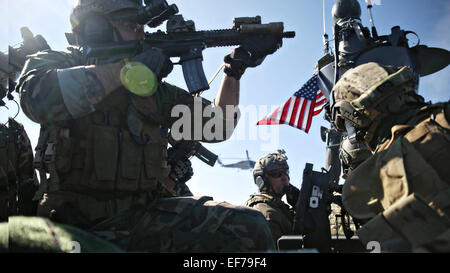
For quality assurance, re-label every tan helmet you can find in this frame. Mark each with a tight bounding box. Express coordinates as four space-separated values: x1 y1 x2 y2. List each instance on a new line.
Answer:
330 62 419 147
253 150 289 192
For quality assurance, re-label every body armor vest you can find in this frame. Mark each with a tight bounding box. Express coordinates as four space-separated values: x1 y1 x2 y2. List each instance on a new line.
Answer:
34 86 170 199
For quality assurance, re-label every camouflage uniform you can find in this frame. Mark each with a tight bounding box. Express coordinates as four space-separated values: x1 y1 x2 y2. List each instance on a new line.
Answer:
16 23 274 254
245 192 294 244
245 151 297 245
331 62 450 252
0 115 37 221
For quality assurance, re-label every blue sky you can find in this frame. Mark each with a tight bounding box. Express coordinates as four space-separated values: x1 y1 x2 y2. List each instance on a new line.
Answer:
1 0 449 205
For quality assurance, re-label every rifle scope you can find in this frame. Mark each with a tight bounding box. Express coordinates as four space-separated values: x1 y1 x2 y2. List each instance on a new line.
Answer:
137 0 179 28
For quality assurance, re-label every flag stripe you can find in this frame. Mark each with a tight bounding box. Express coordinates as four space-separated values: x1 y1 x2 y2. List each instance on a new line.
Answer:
271 106 281 120
285 97 297 124
279 97 292 123
313 108 324 116
289 97 300 126
297 98 308 129
301 100 312 130
293 98 303 128
305 100 315 132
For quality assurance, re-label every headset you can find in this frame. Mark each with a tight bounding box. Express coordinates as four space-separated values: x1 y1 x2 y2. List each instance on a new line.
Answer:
253 168 270 192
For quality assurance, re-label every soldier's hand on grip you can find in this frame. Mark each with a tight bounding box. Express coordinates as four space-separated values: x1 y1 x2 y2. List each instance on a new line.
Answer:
132 48 174 81
224 36 282 80
285 184 300 208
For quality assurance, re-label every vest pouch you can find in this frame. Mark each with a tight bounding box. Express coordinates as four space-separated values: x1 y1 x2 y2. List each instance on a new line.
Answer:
142 142 163 191
118 131 141 191
55 131 72 174
92 125 119 191
357 193 450 249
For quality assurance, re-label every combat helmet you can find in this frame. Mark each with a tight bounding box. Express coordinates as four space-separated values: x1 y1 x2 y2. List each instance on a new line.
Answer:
253 150 289 192
330 62 421 149
70 0 143 45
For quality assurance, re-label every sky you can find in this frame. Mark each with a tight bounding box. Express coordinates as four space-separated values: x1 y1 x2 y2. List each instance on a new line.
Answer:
1 0 449 206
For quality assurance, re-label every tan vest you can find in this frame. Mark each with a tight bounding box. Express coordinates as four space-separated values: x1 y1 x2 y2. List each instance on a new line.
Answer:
342 103 450 250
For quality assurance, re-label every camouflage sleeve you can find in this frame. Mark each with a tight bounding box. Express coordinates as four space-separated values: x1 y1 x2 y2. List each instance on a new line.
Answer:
156 82 239 143
17 50 76 124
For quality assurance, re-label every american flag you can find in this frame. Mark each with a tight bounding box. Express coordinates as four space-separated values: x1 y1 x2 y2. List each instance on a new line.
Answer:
257 74 327 133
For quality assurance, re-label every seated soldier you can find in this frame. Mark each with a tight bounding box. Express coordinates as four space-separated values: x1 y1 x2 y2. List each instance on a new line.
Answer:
245 150 300 246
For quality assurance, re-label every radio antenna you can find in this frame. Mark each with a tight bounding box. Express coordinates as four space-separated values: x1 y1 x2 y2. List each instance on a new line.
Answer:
322 0 330 54
365 0 379 39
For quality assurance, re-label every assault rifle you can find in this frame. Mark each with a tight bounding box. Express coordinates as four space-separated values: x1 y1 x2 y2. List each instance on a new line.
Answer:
73 1 295 94
168 136 218 168
292 163 343 252
161 136 218 196
289 128 364 252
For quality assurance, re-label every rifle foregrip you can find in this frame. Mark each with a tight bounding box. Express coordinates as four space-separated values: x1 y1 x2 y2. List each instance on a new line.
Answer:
181 58 210 93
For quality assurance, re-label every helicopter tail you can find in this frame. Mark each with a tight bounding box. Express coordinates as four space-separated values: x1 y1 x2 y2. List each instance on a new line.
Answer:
217 158 224 166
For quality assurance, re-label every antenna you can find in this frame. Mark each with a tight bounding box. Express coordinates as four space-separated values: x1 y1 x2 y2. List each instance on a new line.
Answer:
322 0 330 54
365 0 378 39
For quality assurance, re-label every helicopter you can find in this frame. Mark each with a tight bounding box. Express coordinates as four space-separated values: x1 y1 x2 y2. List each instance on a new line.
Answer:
217 150 256 170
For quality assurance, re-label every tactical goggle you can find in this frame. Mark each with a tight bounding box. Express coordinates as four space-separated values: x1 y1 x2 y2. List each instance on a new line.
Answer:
109 14 145 32
267 169 289 178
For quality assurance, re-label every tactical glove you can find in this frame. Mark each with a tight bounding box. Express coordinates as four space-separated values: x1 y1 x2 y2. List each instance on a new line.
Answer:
167 147 194 184
170 159 194 184
224 36 282 80
132 48 174 81
285 184 300 208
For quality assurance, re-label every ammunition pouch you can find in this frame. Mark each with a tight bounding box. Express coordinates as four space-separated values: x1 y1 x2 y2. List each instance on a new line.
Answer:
33 126 68 200
357 191 450 250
